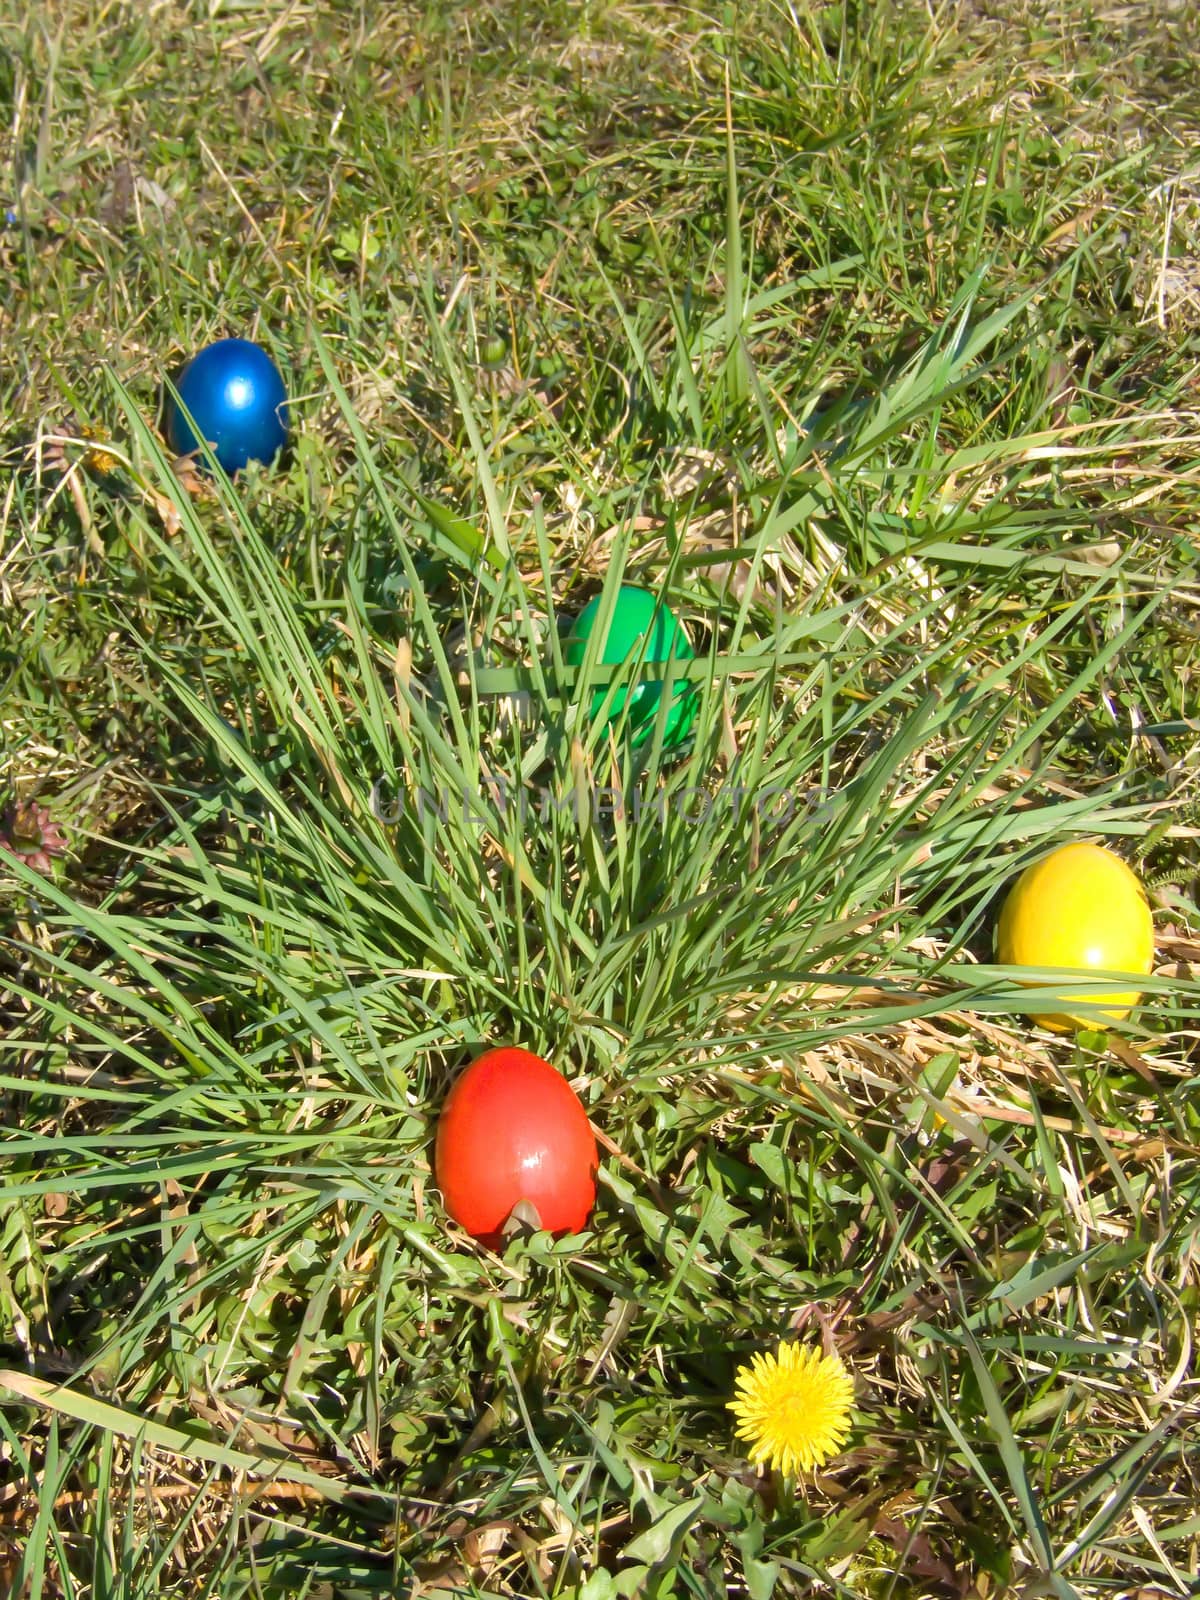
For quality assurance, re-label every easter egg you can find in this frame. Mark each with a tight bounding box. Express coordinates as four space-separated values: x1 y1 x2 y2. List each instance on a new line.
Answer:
168 338 289 473
566 584 697 750
434 1047 598 1248
996 842 1154 1030
480 330 509 370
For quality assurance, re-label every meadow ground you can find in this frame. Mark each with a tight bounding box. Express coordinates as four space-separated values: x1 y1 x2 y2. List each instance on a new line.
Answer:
2 1 1200 1596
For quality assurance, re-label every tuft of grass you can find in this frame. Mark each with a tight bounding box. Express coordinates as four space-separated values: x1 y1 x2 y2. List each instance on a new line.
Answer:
2 2 1199 1597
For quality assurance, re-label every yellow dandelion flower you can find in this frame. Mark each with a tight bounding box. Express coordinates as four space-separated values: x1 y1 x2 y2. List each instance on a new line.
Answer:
728 1340 855 1476
80 424 118 476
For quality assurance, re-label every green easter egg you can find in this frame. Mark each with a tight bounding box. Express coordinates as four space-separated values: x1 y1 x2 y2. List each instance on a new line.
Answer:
480 330 509 370
566 584 698 750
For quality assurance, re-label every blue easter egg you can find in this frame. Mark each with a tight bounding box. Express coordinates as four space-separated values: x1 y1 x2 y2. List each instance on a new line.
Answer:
168 338 289 473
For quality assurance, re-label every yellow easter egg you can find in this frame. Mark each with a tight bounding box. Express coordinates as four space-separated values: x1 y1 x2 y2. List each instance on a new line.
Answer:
996 842 1154 1030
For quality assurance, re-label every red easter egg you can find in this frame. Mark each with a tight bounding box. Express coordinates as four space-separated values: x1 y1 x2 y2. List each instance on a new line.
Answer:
434 1047 598 1247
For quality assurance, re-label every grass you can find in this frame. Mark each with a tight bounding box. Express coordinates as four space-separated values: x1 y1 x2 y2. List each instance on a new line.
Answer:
2 0 1200 1595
